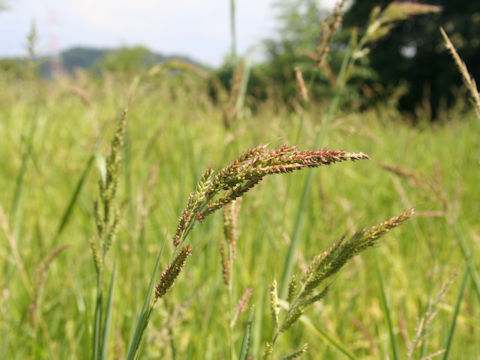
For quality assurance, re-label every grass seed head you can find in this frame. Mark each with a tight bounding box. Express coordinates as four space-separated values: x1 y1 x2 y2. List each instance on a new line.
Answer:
155 246 192 299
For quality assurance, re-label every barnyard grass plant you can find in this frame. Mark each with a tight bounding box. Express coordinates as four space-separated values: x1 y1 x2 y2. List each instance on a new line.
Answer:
123 143 417 358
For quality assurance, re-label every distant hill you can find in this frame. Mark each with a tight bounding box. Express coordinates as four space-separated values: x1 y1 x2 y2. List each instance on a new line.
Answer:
29 46 204 77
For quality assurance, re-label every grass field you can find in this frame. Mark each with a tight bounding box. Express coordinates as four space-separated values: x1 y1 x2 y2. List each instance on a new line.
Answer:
0 64 479 360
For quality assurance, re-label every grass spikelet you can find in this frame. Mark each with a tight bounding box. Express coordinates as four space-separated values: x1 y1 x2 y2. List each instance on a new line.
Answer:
270 280 280 331
220 242 231 286
223 198 241 258
279 343 309 360
220 198 242 286
155 246 192 299
287 274 298 305
440 27 480 119
279 305 304 333
235 287 253 316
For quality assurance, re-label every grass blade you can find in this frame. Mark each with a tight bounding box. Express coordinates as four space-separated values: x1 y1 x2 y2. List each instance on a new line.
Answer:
238 305 254 360
375 255 399 360
53 139 100 246
441 268 468 360
454 224 480 302
92 275 103 360
101 261 116 360
11 118 37 230
126 236 166 360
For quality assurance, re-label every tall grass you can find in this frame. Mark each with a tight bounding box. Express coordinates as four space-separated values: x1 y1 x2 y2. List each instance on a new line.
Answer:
0 2 479 359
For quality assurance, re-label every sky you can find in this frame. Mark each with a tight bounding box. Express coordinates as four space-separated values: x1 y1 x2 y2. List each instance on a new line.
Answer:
0 0 336 67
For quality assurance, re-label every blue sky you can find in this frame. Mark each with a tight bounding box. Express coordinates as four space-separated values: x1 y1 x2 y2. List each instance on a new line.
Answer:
0 0 336 66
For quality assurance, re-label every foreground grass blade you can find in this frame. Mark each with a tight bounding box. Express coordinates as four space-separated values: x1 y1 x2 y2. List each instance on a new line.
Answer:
442 268 468 360
375 255 399 360
454 224 480 302
101 261 116 360
92 277 103 360
238 305 254 360
126 237 166 360
11 118 37 229
53 139 100 246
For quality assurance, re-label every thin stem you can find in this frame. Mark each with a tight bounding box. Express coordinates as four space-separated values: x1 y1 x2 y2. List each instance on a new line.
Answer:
229 0 237 61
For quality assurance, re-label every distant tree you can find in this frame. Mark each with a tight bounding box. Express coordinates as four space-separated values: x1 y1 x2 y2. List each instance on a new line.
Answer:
344 0 480 116
93 46 156 74
0 58 25 78
261 0 334 103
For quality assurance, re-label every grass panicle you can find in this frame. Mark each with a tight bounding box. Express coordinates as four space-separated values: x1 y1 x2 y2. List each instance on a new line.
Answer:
269 280 280 332
312 0 347 69
279 344 309 360
173 146 369 249
363 2 442 44
265 209 414 359
91 109 127 272
233 287 253 325
90 109 128 360
440 27 480 119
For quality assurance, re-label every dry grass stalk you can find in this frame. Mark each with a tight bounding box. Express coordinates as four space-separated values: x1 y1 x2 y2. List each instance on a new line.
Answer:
67 86 92 108
380 162 450 217
379 163 426 189
29 244 71 326
0 205 31 292
352 318 378 354
148 58 209 79
294 66 309 102
407 269 459 359
440 27 480 119
313 0 347 69
222 61 245 129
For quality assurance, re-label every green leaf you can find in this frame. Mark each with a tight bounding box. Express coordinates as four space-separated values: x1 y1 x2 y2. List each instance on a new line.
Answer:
238 305 255 360
126 237 166 360
101 261 116 359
